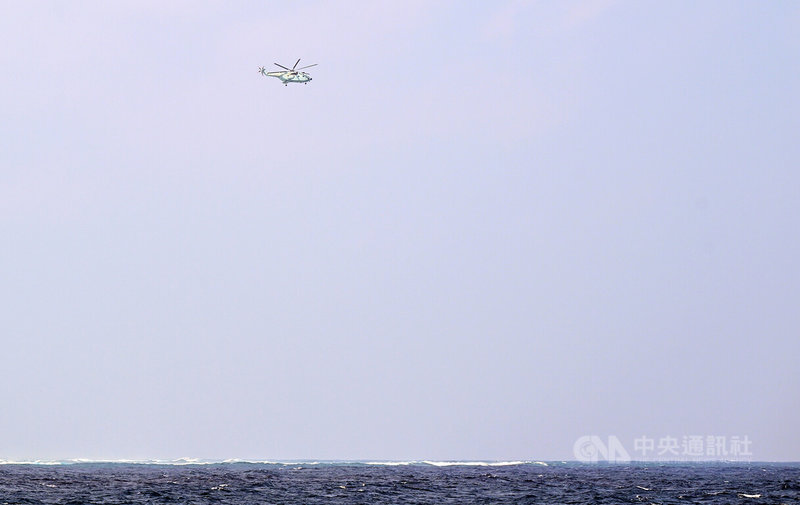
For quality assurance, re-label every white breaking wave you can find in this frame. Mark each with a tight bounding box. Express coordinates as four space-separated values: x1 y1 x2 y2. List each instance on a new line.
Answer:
421 461 531 467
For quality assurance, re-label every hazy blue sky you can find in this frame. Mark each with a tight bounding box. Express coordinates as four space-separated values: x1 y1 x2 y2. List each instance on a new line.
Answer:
1 1 798 461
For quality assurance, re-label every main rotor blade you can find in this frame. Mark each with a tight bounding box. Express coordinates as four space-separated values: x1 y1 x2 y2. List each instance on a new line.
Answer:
297 64 317 70
274 62 291 71
292 58 301 70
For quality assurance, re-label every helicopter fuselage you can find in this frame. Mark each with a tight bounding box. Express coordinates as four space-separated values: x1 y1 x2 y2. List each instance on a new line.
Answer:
264 71 312 85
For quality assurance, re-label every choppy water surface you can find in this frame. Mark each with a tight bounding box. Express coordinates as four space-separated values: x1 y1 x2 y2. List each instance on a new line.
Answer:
1 461 798 504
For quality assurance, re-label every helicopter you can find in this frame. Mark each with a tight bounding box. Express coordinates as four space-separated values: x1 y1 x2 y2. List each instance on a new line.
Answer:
259 59 317 86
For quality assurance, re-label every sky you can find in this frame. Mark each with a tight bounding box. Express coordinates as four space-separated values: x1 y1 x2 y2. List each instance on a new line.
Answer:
1 0 799 462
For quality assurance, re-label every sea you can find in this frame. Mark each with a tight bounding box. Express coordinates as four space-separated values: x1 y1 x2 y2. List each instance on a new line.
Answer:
1 460 798 504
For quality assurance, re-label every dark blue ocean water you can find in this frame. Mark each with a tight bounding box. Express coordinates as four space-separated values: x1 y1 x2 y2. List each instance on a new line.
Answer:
1 461 798 504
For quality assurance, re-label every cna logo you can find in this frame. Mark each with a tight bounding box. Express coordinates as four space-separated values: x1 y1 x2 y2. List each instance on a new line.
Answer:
573 435 631 462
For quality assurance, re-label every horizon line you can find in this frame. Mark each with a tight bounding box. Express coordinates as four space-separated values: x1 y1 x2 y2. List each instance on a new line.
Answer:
2 458 798 466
